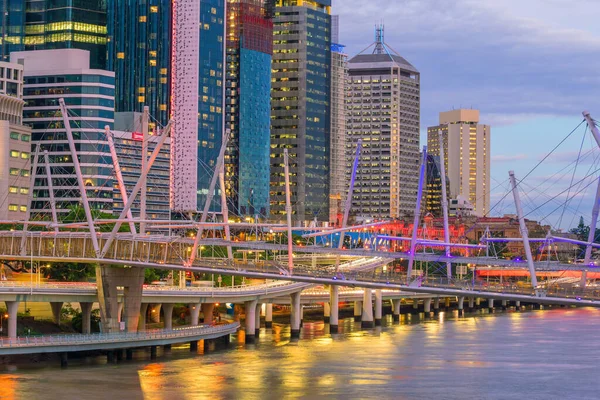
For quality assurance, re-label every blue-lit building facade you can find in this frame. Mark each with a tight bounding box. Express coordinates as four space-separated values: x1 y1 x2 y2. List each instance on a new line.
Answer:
225 0 273 218
12 49 115 216
106 0 171 126
0 0 26 61
270 0 331 224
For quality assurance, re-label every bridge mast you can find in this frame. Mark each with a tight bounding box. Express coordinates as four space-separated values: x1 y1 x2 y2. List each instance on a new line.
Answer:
407 146 427 284
581 111 600 287
509 170 539 288
284 148 294 275
438 130 452 280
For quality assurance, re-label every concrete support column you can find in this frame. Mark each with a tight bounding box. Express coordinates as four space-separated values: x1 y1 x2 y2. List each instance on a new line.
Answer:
244 300 257 343
433 298 440 313
5 301 18 340
300 305 304 327
361 288 374 328
468 297 475 311
329 285 339 333
323 302 331 323
444 297 451 310
488 298 494 312
290 292 301 338
412 300 419 315
50 302 63 325
501 300 508 310
475 298 481 308
392 299 401 322
353 300 362 322
374 289 383 326
202 303 214 325
515 301 521 310
265 303 273 328
255 303 261 336
138 303 149 331
162 304 174 330
80 302 93 334
458 296 465 316
424 298 432 314
96 266 144 334
189 303 201 326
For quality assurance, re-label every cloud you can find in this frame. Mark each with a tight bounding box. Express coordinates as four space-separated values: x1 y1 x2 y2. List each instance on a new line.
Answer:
491 154 528 162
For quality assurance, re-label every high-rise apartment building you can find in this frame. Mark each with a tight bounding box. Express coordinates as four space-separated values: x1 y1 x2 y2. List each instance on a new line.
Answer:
12 49 115 217
270 0 332 225
0 60 32 220
427 109 490 217
224 0 273 218
329 15 347 225
171 0 226 213
107 1 172 126
346 27 420 220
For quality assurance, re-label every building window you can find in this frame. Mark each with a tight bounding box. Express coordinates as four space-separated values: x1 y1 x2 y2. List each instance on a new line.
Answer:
9 186 18 194
21 152 29 159
21 134 30 142
150 6 158 13
117 52 125 59
139 16 147 22
20 188 29 195
20 169 30 177
10 150 19 158
10 132 19 140
20 205 27 212
9 168 19 176
8 205 18 212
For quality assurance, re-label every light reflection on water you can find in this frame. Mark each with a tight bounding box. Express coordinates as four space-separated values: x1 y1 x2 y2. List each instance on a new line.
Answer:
3 308 600 400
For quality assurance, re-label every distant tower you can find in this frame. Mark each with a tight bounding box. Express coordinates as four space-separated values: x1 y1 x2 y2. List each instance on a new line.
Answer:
346 25 421 220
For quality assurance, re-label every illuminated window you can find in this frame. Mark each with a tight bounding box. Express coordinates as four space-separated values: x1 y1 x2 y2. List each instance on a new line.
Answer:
9 168 19 176
139 16 147 22
150 6 158 12
20 205 27 212
10 150 19 158
21 152 29 159
8 187 17 194
8 205 17 212
159 104 167 111
19 188 28 195
20 169 29 177
117 52 125 59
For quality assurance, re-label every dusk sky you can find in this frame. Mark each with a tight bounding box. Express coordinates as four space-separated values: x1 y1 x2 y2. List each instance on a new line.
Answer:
335 0 600 231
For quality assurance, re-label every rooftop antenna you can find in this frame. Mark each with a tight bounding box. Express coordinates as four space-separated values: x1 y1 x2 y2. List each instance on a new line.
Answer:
374 24 385 54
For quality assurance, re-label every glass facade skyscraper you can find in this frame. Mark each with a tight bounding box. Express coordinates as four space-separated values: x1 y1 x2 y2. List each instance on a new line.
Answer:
0 0 26 61
225 0 273 218
106 0 171 127
271 0 331 224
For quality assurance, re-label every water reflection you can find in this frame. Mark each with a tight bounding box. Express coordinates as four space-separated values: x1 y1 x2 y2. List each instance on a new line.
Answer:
3 308 600 399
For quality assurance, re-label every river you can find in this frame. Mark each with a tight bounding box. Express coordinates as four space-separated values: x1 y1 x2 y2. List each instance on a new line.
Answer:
1 307 599 399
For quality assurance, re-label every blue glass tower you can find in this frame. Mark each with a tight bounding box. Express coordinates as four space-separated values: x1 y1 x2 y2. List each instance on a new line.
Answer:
0 0 26 61
106 0 172 126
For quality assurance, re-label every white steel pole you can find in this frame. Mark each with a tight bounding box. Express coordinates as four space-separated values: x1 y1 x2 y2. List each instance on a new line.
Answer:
43 150 59 234
100 120 172 257
59 98 100 256
105 126 137 235
284 148 294 275
188 132 229 265
140 106 149 235
219 168 233 259
509 170 538 288
581 111 600 287
20 144 41 255
407 147 427 284
438 130 452 280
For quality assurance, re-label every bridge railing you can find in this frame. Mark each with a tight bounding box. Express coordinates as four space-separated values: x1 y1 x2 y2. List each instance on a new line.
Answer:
0 322 240 348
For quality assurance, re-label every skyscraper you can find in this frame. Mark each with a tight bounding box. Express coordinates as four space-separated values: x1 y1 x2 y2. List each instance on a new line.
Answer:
270 0 331 225
346 26 420 220
0 0 26 62
171 0 226 213
107 1 172 126
13 49 115 217
329 15 347 225
427 109 491 217
224 0 273 218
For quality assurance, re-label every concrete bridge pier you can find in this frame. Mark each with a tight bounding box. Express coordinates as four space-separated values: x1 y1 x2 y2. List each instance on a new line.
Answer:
265 303 273 328
244 300 257 343
50 302 63 325
5 301 18 340
353 301 362 322
411 300 419 315
202 303 214 325
149 304 161 323
96 266 144 334
255 303 261 337
514 301 521 310
374 289 383 326
475 298 481 309
329 286 339 333
458 296 465 316
138 303 149 331
361 288 374 328
290 292 301 338
444 297 451 311
189 303 201 326
392 299 401 322
424 298 432 317
488 299 495 312
323 301 331 323
501 300 508 311
468 297 475 312
80 302 93 334
433 298 440 313
162 304 174 330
